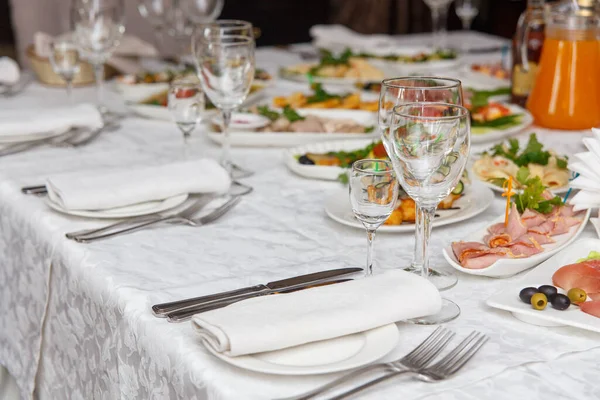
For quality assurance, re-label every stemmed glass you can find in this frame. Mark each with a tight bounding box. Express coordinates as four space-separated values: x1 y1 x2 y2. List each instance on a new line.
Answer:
349 160 399 276
180 0 224 24
455 0 479 31
387 102 470 324
192 33 255 177
168 78 205 157
48 35 81 104
137 0 172 47
71 0 125 111
423 0 453 50
379 77 463 291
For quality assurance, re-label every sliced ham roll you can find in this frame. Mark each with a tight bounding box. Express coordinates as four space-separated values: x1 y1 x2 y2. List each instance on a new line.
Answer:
484 233 511 248
521 209 547 228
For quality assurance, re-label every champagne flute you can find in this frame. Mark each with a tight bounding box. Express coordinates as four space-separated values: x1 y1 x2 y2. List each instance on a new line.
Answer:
48 35 81 103
349 159 399 276
71 0 125 111
192 34 255 177
168 78 205 158
423 0 454 50
388 102 470 324
379 77 463 291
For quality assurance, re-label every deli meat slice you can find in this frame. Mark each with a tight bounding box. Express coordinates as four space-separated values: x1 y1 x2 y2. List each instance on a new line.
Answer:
461 248 513 269
521 209 547 229
506 203 528 239
523 231 555 245
552 260 600 294
580 301 600 318
484 233 511 248
488 223 506 235
451 241 487 260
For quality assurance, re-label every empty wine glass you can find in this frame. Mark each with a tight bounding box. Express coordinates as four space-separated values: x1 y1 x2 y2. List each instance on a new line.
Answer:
349 159 399 276
180 0 224 24
168 78 205 157
455 0 479 30
71 0 125 111
379 77 463 291
423 0 453 50
388 102 470 324
137 0 172 46
48 35 81 103
192 33 255 177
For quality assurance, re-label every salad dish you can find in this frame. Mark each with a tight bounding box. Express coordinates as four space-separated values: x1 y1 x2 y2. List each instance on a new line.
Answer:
472 133 570 192
486 238 600 331
272 84 379 111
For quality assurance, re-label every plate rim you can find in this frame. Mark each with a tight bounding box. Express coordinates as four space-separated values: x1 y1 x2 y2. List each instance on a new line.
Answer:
470 103 534 144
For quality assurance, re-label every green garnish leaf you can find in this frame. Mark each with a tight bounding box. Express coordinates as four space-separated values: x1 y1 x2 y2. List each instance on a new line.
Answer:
556 156 568 169
512 175 562 214
306 83 342 104
364 126 375 133
282 105 305 122
471 114 522 128
257 105 280 121
468 87 511 108
337 172 349 184
516 167 530 185
487 177 507 187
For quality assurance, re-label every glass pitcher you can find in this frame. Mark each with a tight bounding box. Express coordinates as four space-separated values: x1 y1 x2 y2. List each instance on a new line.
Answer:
520 0 600 130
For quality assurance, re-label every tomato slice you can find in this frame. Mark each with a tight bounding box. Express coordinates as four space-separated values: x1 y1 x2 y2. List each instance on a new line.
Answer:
175 88 197 99
373 142 388 158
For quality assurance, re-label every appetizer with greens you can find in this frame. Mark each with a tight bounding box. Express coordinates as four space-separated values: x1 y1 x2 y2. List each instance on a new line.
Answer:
281 49 384 81
272 83 379 111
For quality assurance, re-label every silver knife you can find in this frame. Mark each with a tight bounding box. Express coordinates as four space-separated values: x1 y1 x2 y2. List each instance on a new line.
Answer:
152 267 363 317
165 278 354 323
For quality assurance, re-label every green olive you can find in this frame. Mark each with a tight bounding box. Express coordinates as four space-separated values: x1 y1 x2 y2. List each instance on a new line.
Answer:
567 288 587 304
531 293 548 310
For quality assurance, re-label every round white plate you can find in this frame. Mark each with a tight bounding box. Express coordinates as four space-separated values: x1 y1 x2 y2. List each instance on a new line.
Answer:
470 103 533 144
284 139 378 180
45 193 189 219
443 208 591 278
207 109 379 148
204 323 399 375
369 57 461 76
0 126 71 144
325 182 494 233
212 112 271 130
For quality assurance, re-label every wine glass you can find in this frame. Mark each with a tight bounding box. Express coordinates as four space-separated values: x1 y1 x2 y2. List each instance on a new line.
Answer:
379 77 463 291
137 0 172 46
349 159 399 276
48 35 81 104
192 34 255 177
423 0 453 50
197 20 254 39
388 102 470 324
71 0 125 111
180 0 224 24
168 78 205 157
455 0 479 31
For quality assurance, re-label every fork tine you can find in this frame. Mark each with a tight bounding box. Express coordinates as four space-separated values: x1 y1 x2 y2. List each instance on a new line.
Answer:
407 330 455 367
443 335 488 376
402 327 444 361
429 331 480 371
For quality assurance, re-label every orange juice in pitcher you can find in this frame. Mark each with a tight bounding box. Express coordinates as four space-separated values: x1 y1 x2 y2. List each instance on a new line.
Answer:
518 0 600 130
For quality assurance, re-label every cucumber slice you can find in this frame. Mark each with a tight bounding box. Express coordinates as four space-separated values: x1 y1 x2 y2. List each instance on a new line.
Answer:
452 180 465 195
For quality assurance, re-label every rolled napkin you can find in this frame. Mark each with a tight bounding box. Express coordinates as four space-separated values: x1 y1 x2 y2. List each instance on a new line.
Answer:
0 57 20 85
192 269 441 356
0 104 103 138
569 128 600 211
310 24 395 52
46 159 231 211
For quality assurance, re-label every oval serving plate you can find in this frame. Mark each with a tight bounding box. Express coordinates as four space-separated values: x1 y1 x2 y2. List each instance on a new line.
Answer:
443 208 591 278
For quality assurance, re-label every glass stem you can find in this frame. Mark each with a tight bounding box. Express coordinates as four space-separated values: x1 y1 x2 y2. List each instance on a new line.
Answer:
417 205 437 280
221 110 232 174
366 229 376 276
66 79 73 105
411 207 425 273
94 63 104 110
431 6 449 50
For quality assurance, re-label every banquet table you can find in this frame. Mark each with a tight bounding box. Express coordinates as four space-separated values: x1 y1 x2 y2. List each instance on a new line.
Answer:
1 31 599 400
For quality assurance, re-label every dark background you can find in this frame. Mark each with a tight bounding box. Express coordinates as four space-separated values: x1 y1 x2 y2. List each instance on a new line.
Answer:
0 0 529 59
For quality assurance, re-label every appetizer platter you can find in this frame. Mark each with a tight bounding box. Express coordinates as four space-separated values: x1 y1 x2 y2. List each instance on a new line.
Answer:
460 63 511 87
272 83 379 111
444 175 590 278
357 47 461 74
486 238 600 332
206 107 379 147
325 180 494 233
472 133 570 193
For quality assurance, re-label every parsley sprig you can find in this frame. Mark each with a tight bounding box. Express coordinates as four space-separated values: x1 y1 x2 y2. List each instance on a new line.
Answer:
306 83 342 104
486 133 568 168
256 105 305 122
513 167 562 214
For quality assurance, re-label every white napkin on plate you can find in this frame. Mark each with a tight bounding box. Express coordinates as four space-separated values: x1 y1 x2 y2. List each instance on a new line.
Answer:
0 57 20 85
309 24 395 52
46 159 231 211
192 269 442 357
0 103 103 138
569 128 600 212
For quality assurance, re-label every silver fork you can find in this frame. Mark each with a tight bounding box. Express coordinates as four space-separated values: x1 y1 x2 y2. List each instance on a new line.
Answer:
328 331 489 400
71 195 241 243
282 327 455 400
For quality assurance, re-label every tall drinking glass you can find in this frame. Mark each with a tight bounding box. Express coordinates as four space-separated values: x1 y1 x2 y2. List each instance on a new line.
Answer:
423 0 454 50
379 77 463 291
49 36 81 103
168 79 205 158
192 34 255 177
388 102 470 324
349 160 399 276
71 0 125 111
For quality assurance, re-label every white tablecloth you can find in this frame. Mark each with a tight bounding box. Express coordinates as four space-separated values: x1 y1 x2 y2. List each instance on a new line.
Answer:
1 31 599 400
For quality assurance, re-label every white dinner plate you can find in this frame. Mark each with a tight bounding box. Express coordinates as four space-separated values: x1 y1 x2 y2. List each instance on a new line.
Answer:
369 56 462 76
204 323 399 375
284 139 378 180
0 126 71 144
486 238 600 332
443 208 591 278
325 182 494 233
45 193 189 219
470 103 533 144
207 109 379 148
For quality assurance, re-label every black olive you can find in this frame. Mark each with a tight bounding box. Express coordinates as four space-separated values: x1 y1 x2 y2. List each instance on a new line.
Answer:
298 155 315 165
519 287 539 304
538 285 558 299
550 293 571 310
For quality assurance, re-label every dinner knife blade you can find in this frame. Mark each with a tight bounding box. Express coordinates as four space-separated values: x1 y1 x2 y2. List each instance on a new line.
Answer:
166 278 354 323
152 267 363 317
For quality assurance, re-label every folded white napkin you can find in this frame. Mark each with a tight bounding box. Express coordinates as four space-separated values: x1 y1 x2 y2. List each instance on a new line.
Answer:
0 57 20 85
569 128 600 212
310 24 395 53
46 159 231 211
0 104 103 138
192 270 441 357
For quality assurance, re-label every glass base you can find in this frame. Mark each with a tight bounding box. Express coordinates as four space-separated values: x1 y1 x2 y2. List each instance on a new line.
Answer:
403 266 458 291
224 161 254 179
405 298 460 325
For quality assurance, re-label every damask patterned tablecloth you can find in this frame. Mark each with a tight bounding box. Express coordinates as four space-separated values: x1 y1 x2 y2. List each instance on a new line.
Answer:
1 32 599 400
